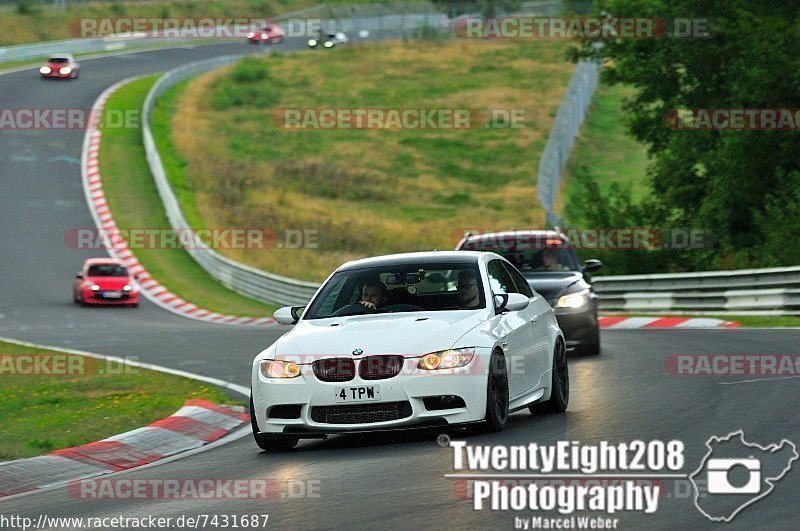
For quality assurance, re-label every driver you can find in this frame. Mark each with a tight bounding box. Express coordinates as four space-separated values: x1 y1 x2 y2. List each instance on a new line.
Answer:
457 270 481 309
357 279 389 310
540 249 569 271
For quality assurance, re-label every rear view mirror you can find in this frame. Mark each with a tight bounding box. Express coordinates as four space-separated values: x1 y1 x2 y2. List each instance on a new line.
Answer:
274 306 305 325
583 259 603 273
493 293 530 313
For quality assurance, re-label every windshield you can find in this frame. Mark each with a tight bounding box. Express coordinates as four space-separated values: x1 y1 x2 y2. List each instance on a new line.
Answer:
87 264 129 277
48 57 69 63
464 238 581 272
304 262 485 319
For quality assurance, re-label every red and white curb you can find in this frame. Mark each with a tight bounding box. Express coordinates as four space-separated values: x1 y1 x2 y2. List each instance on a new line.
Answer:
0 399 248 498
599 316 741 329
81 78 277 327
0 336 252 502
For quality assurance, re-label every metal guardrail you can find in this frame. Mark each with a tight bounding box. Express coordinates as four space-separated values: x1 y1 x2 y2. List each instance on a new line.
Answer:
0 33 211 63
142 55 322 307
139 5 459 307
136 3 800 313
593 267 800 313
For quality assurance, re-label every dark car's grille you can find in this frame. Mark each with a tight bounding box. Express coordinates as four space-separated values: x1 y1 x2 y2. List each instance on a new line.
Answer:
312 358 356 382
310 401 412 424
358 355 404 380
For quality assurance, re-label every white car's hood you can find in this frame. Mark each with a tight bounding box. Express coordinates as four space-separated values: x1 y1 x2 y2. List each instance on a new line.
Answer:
273 311 487 358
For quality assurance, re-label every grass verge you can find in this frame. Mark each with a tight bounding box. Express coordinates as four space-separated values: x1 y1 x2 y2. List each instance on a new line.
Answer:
99 75 278 316
564 83 651 200
158 39 575 281
0 340 242 460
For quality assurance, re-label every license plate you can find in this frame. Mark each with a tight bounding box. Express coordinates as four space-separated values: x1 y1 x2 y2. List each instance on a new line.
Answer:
334 385 380 402
102 291 122 298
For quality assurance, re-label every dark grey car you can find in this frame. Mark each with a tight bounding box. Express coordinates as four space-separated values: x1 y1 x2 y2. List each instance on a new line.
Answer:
456 230 602 354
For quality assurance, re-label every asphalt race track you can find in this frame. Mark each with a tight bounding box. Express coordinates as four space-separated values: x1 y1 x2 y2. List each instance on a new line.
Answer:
1 39 798 529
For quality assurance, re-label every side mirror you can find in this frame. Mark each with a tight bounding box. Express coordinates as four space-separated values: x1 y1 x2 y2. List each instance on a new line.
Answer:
274 306 304 325
493 293 530 313
583 259 603 273
75 274 83 279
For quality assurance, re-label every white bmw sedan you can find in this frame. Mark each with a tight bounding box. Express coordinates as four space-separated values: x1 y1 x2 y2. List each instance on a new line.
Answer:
250 251 567 451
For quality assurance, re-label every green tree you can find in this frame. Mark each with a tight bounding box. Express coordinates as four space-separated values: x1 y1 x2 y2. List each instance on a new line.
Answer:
571 0 800 270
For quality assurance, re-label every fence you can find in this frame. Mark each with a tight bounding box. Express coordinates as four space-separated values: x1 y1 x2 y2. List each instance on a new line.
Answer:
536 60 600 227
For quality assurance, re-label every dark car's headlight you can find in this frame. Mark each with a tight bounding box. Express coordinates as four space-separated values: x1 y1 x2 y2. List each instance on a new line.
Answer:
556 288 590 308
417 348 475 370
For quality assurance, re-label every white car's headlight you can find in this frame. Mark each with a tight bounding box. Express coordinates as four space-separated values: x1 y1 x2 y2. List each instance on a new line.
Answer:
324 41 334 48
418 348 475 370
60 66 72 75
556 289 590 308
308 39 317 46
260 360 301 378
40 66 51 74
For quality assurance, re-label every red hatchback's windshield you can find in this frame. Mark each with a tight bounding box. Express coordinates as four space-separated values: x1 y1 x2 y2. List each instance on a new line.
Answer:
87 264 129 277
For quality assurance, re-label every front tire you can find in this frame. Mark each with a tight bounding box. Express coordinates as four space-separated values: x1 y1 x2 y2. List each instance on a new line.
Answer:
250 395 298 451
483 350 509 431
530 339 569 414
584 329 600 356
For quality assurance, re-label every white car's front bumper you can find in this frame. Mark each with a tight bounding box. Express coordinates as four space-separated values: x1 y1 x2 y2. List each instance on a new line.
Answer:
251 355 490 435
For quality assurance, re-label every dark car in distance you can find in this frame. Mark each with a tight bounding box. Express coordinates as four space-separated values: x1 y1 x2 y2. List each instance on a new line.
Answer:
457 230 602 355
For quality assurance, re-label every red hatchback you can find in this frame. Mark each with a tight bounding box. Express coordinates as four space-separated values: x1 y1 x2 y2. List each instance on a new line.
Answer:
246 24 285 44
40 54 80 79
73 259 139 307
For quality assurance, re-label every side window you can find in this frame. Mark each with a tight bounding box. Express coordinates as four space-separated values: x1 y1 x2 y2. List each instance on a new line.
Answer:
503 262 533 298
487 260 516 294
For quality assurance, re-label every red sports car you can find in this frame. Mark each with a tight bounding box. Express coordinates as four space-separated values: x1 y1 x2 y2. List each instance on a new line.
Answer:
40 54 80 79
247 24 285 44
73 259 139 307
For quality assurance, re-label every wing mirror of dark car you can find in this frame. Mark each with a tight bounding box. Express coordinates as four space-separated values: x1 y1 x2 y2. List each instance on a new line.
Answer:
582 259 603 273
274 306 305 325
494 293 530 314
